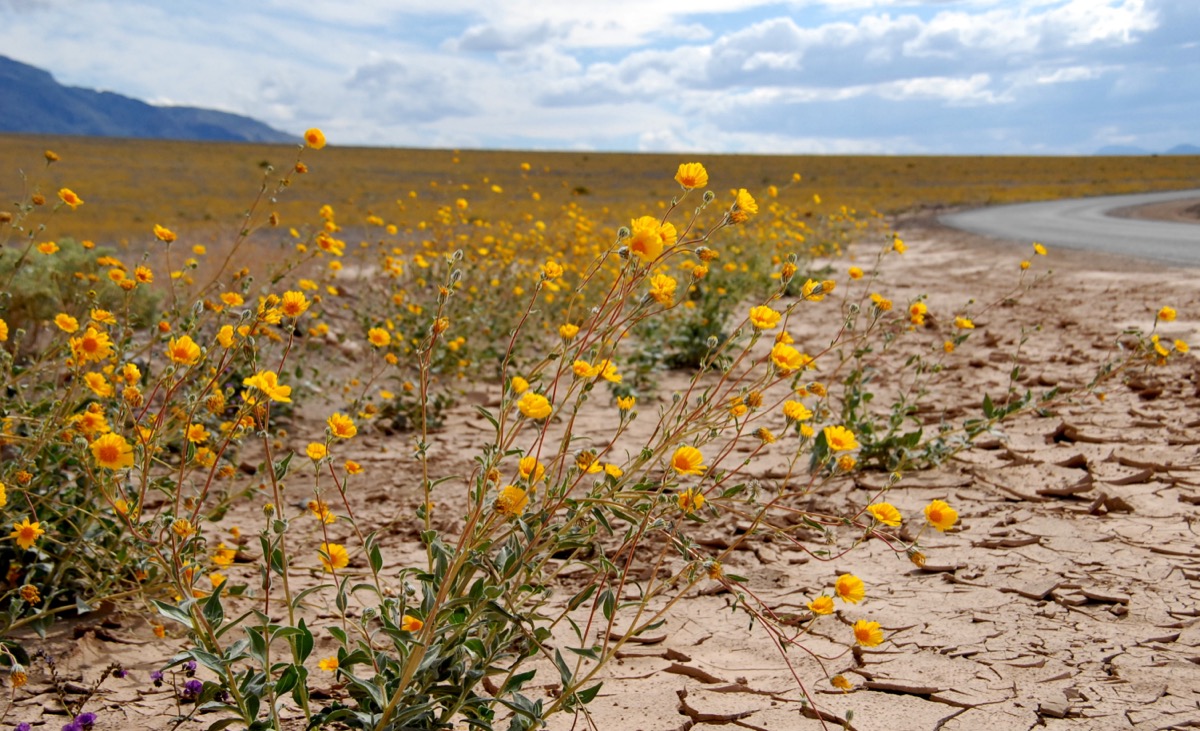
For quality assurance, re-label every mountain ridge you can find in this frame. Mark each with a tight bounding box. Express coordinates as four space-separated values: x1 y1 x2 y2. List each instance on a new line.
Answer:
0 55 295 143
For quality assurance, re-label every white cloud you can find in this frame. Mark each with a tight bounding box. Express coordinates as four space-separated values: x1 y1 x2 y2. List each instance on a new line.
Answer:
0 0 1191 154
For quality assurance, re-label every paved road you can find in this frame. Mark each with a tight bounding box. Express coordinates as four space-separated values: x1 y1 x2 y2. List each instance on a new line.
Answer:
940 188 1200 267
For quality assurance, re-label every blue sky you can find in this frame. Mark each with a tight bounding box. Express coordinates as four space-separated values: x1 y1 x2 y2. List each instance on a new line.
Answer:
1 0 1195 154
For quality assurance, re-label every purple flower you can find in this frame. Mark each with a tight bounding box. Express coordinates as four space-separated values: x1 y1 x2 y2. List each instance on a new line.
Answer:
75 712 97 730
111 667 128 679
181 678 203 701
183 660 197 676
61 723 81 731
17 723 32 731
150 670 164 687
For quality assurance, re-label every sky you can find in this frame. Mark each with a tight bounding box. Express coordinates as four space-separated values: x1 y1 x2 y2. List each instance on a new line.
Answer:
1 0 1196 154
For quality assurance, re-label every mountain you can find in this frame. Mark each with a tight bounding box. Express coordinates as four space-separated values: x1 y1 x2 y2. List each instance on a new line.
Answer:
1095 143 1200 156
1094 144 1151 156
0 55 295 143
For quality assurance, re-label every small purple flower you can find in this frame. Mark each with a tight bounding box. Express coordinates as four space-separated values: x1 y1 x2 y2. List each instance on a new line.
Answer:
17 723 32 731
183 660 197 676
111 667 128 679
75 712 97 730
61 723 82 731
150 670 164 687
181 678 203 701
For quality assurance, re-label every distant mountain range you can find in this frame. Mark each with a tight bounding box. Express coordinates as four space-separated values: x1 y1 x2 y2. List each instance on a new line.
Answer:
1095 143 1200 156
0 55 294 143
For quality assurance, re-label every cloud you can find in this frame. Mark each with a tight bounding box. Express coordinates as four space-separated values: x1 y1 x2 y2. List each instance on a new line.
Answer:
0 0 1193 154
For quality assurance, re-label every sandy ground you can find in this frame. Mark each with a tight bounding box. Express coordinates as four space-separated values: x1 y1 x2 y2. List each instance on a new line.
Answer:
5 210 1200 731
1112 197 1200 224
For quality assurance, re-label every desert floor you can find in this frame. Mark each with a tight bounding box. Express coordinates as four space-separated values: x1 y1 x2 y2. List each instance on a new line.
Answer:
5 202 1199 731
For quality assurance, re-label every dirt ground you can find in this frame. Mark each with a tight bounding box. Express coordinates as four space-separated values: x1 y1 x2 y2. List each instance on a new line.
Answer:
5 203 1199 731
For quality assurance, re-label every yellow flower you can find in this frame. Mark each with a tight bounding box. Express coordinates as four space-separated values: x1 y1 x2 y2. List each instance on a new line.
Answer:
1174 339 1189 353
171 518 195 538
924 499 958 532
367 327 391 348
212 543 237 567
869 293 892 311
318 657 339 672
319 542 349 571
837 454 857 471
831 675 853 690
670 445 707 476
573 359 599 379
866 503 902 527
307 499 336 524
848 266 863 280
954 316 975 329
853 619 884 647
823 425 858 452
153 224 177 243
11 518 45 550
835 574 865 604
892 236 906 254
604 463 623 478
909 302 927 325
616 396 636 411
243 370 292 403
91 432 134 469
82 372 113 397
495 485 530 517
559 323 579 340
306 442 328 461
186 423 209 443
807 595 835 615
38 241 59 255
1158 306 1176 322
58 188 83 208
648 273 677 305
782 400 812 422
756 427 776 444
166 335 202 365
304 128 327 149
541 260 564 279
769 342 806 373
220 292 245 307
19 585 40 604
801 279 828 302
731 188 757 223
401 615 424 632
510 376 529 394
1020 260 1031 270
0 318 8 342
217 325 235 348
0 483 6 508
674 162 709 190
628 215 675 262
748 305 781 330
1033 242 1047 256
518 392 552 420
327 413 357 439
518 456 545 482
54 313 79 333
345 460 363 475
677 487 706 514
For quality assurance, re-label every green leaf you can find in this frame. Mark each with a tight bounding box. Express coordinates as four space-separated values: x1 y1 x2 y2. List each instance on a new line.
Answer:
202 580 225 627
151 599 194 628
575 682 603 704
273 451 294 482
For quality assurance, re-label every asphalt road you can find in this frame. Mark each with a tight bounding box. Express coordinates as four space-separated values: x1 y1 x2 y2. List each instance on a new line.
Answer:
940 188 1200 267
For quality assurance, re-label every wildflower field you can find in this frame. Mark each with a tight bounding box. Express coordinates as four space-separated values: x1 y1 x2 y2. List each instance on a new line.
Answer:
1 132 1199 730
